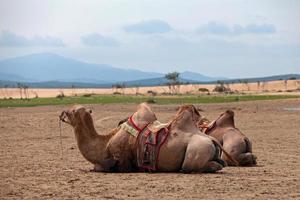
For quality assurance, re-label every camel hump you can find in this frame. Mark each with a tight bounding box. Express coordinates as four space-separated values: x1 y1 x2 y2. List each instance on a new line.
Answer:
225 110 234 117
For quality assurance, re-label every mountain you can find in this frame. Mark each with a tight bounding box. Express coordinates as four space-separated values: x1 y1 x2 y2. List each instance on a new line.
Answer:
0 72 34 82
1 73 299 89
219 74 300 84
180 71 226 82
0 53 162 82
0 53 226 84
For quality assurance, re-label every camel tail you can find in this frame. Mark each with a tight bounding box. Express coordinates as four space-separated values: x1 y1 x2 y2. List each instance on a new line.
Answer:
211 138 239 166
244 137 252 153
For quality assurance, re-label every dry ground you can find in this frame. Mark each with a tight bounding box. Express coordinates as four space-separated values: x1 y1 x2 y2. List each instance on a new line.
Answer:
1 79 300 99
0 99 300 199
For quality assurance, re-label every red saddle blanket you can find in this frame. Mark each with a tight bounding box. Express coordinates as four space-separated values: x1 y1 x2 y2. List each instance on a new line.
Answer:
136 126 169 171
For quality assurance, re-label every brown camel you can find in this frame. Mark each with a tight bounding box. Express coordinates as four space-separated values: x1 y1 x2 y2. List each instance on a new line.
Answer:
59 105 119 172
198 110 257 166
60 103 234 173
109 103 237 173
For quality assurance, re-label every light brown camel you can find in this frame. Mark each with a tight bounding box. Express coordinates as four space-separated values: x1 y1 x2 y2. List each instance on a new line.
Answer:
60 103 235 173
198 110 257 166
109 103 237 173
59 105 119 172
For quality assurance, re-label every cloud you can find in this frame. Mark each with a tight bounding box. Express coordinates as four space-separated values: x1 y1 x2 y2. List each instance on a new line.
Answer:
197 22 276 36
123 19 173 34
234 24 276 34
81 33 120 47
0 30 65 47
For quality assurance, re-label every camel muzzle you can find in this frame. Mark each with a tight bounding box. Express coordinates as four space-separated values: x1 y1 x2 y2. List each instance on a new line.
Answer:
59 111 70 124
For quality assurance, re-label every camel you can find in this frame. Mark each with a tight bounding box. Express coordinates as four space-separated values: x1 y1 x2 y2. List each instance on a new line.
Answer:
109 103 238 172
59 105 119 172
60 103 234 173
198 110 257 166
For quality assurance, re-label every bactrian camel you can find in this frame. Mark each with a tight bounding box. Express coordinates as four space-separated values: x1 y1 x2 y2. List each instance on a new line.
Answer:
60 103 237 173
198 110 257 166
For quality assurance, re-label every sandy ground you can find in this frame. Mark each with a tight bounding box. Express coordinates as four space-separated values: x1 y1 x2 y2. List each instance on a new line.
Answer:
0 99 300 199
1 79 300 99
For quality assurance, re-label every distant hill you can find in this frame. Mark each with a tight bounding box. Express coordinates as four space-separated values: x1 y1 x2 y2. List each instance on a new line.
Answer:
216 74 300 84
1 74 299 88
0 53 299 88
181 71 227 82
0 53 162 82
0 53 225 83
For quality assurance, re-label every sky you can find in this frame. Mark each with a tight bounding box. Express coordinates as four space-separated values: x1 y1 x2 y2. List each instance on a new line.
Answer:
0 0 299 78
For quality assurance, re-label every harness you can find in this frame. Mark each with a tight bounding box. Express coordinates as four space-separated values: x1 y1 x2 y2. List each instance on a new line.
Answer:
199 112 229 134
199 120 217 134
119 115 170 171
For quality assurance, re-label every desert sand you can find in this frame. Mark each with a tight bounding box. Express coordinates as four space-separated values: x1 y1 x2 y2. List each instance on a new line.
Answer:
1 79 300 99
1 99 300 199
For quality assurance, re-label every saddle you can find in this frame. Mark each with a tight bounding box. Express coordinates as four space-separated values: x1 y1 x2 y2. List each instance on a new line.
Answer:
120 119 169 171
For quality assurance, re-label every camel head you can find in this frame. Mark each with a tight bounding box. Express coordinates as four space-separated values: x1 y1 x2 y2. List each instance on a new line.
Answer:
59 105 93 127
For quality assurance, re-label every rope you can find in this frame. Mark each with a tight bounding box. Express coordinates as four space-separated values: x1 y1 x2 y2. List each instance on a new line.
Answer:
59 120 64 160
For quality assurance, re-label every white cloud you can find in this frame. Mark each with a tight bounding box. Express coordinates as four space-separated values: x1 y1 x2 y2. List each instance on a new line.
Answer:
197 22 276 36
0 30 65 47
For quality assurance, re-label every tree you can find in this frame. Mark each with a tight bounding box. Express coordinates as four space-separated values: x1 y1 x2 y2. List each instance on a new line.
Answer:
134 85 140 95
241 80 250 91
112 83 126 94
283 80 288 91
165 72 181 94
23 85 29 99
257 81 261 92
17 83 23 99
213 80 231 93
71 84 76 96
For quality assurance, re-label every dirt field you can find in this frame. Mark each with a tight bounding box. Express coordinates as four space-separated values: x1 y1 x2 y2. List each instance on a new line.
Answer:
1 99 300 199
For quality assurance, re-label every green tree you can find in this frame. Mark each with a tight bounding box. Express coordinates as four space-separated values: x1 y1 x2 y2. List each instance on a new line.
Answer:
165 71 181 94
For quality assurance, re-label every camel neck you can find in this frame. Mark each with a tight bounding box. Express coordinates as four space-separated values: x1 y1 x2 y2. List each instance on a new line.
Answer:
172 117 198 133
73 117 114 165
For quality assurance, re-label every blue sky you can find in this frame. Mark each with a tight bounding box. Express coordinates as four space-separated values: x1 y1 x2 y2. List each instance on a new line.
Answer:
0 0 299 78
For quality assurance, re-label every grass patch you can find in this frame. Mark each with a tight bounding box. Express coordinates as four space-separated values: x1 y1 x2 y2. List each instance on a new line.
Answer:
0 94 299 108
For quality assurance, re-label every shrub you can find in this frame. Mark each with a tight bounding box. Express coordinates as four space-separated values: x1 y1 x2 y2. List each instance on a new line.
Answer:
113 92 122 95
83 93 92 97
146 98 156 104
198 88 209 92
213 85 230 93
147 90 157 96
56 92 65 99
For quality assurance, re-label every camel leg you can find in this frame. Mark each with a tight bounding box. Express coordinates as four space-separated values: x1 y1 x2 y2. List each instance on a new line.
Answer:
211 143 227 167
92 164 105 172
237 153 257 166
181 135 217 173
202 161 223 173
